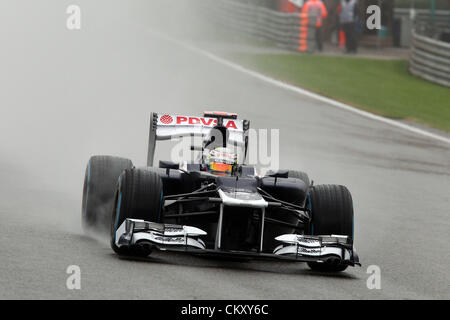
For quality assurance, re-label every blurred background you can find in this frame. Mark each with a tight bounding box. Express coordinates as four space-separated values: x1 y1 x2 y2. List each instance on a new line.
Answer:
247 0 450 47
186 0 450 133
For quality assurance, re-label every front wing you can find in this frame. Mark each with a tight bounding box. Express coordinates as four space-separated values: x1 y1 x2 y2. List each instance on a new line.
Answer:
115 219 360 266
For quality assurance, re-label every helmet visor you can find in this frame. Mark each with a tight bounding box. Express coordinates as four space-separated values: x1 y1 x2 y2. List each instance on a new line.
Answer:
209 162 232 173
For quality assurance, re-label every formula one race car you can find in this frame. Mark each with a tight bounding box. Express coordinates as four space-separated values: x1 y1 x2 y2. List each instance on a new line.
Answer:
82 111 360 272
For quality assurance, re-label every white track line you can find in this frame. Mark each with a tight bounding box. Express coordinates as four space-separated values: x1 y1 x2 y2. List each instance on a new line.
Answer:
149 29 450 145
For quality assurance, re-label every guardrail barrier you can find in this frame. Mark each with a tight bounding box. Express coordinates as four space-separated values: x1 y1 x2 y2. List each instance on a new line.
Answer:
410 30 450 87
198 0 318 52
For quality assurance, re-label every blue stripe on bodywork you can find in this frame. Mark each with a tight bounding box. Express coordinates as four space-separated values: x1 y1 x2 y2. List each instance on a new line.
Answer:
352 215 354 240
83 162 91 218
307 194 313 235
158 191 163 222
112 176 123 242
112 192 122 242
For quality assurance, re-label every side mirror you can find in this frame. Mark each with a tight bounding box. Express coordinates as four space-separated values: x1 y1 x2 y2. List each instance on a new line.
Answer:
159 160 179 170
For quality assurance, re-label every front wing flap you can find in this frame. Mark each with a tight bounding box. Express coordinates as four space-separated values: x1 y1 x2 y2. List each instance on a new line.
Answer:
273 234 360 266
115 218 207 250
115 219 360 266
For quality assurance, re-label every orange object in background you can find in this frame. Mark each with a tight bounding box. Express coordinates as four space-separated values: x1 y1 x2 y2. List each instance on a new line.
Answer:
298 12 309 52
337 3 345 48
339 30 346 48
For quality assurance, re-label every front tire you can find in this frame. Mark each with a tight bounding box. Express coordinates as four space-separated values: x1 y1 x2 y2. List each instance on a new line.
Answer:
82 155 133 233
306 184 354 272
110 168 163 256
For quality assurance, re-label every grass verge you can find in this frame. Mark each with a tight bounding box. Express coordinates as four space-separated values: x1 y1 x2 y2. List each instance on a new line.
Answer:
230 53 450 132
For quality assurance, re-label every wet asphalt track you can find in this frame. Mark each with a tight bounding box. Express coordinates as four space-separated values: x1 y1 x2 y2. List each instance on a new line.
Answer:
0 1 449 299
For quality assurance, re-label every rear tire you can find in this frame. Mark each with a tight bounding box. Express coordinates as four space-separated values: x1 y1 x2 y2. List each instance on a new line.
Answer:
82 155 133 233
288 170 310 187
306 184 353 272
110 168 163 256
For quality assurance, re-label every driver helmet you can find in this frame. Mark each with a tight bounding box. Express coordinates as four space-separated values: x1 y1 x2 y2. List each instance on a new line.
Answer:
206 147 237 174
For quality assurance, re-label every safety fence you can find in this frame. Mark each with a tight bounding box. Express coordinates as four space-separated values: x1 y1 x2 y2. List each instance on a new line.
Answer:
394 9 450 47
198 0 318 52
409 30 450 87
394 8 450 32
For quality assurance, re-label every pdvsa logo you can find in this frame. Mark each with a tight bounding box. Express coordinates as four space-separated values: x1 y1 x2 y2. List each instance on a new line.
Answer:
159 115 239 129
160 115 173 124
176 116 238 129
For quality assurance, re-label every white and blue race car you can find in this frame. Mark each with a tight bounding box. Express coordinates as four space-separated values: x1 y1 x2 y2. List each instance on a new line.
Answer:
82 111 360 272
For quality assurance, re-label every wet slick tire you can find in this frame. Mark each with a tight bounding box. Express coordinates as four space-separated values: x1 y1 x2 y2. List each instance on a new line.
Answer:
82 155 133 233
110 168 163 257
306 184 353 272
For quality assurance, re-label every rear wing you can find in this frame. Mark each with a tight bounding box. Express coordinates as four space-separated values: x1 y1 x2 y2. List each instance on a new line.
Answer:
147 112 250 166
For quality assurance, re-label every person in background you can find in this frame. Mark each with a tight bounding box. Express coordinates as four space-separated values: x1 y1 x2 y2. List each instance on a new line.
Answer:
302 0 328 52
339 0 358 53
